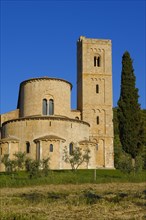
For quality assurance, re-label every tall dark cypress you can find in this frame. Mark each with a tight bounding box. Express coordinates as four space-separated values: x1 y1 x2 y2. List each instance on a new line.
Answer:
117 51 144 164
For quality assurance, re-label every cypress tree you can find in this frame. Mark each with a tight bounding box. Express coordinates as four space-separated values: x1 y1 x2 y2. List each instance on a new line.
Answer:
117 51 144 166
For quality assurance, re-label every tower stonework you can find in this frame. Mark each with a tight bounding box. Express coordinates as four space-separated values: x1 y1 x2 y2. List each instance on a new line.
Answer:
77 36 114 168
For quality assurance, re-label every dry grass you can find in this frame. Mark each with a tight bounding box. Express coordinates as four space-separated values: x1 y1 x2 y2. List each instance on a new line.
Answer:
0 183 146 219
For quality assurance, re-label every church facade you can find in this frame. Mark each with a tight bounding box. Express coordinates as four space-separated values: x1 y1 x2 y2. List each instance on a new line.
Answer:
0 36 114 171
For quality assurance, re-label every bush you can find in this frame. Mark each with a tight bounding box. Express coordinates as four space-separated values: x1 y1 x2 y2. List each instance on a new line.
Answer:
25 157 50 178
1 154 17 173
1 151 50 179
25 159 40 179
117 153 133 174
135 155 144 172
25 158 32 172
42 158 50 176
117 152 144 174
14 152 26 171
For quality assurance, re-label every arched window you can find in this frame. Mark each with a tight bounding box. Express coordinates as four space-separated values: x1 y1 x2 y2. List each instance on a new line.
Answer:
94 56 97 66
26 142 30 153
69 143 73 155
43 99 47 115
94 56 101 67
97 56 100 67
97 116 99 125
50 144 53 152
75 116 79 120
96 84 99 93
49 99 54 115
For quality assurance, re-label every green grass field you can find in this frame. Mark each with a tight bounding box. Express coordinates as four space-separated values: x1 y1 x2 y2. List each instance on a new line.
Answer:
0 169 146 188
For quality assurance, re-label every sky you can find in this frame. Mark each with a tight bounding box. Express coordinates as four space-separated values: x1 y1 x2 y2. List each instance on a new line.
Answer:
0 0 146 114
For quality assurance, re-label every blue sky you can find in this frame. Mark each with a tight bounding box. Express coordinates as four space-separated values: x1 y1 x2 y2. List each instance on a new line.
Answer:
1 0 146 114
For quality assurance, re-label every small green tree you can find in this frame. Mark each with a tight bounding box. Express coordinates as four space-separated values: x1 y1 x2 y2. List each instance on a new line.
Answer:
63 146 90 171
1 154 10 172
25 158 32 172
25 159 40 179
25 157 50 178
14 151 26 171
117 51 144 169
42 157 50 176
1 154 16 173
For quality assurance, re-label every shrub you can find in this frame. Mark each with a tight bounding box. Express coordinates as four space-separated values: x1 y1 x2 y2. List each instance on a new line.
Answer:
42 157 50 176
25 159 40 179
135 155 144 172
13 151 26 171
117 153 133 174
1 154 17 173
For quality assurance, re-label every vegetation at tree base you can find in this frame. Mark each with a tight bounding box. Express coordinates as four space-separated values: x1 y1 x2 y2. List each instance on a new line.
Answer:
63 146 90 170
116 152 144 174
117 51 144 169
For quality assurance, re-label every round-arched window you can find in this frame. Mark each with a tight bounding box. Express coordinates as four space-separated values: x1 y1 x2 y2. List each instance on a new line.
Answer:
69 143 73 155
50 144 53 152
49 99 54 115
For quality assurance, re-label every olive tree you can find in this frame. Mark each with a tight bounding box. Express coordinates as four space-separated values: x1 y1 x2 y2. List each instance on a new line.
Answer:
63 146 90 171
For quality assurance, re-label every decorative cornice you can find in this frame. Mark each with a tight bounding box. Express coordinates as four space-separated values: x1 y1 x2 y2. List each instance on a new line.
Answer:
17 77 73 108
34 135 66 142
0 137 19 143
78 36 111 45
79 140 96 145
20 77 72 89
2 116 90 127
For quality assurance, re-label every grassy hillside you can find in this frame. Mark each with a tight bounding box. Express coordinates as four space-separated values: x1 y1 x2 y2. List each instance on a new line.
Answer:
0 169 146 188
1 182 146 219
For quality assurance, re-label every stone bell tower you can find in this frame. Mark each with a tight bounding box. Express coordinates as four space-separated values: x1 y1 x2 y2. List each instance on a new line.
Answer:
77 36 114 168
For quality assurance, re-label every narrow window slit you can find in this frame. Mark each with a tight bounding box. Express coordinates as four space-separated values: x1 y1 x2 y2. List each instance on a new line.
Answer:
96 84 99 93
97 116 99 124
50 144 53 152
26 142 30 153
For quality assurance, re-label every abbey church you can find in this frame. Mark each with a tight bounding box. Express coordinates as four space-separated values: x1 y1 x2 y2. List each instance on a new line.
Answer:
0 36 114 171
